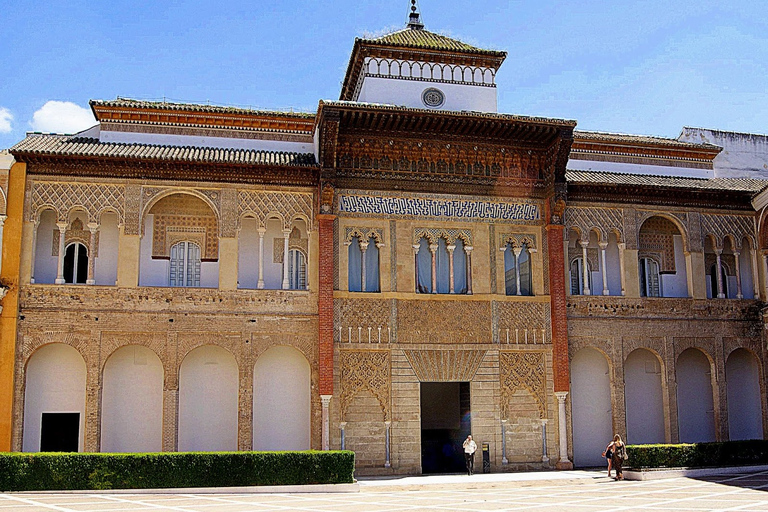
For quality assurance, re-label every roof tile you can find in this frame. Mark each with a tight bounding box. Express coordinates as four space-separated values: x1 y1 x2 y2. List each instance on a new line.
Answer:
566 170 767 192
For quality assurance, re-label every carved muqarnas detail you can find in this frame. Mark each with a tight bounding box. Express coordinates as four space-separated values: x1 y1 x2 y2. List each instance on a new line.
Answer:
339 350 391 421
500 351 547 420
404 350 486 382
149 195 219 261
413 227 472 245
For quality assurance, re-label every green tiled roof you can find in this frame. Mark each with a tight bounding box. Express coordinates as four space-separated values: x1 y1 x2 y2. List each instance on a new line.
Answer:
360 28 505 56
566 170 768 192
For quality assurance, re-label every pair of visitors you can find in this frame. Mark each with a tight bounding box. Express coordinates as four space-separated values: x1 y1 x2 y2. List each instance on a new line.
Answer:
463 435 477 475
602 434 627 480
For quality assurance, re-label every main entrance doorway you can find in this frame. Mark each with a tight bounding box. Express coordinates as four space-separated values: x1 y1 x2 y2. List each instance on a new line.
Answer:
420 382 470 474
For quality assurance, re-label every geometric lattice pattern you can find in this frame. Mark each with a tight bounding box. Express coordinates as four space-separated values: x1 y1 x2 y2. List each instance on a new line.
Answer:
339 350 390 421
30 181 125 223
238 191 313 230
403 349 485 382
564 206 624 243
334 299 391 342
500 351 547 420
701 213 756 250
639 217 679 273
496 302 551 344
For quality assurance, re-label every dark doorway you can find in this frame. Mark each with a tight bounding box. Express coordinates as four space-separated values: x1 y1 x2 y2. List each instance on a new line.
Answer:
420 382 470 474
40 413 79 452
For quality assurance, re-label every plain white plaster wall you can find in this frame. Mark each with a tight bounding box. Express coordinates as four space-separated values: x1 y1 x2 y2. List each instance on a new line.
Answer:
178 346 239 452
262 218 285 289
740 248 755 299
101 345 164 452
95 212 119 286
606 234 622 295
34 210 58 284
660 236 688 297
100 129 313 154
679 127 768 178
253 346 311 451
624 349 665 445
23 344 87 452
726 349 763 441
238 217 261 289
567 158 713 178
676 349 716 443
570 348 613 467
357 77 497 113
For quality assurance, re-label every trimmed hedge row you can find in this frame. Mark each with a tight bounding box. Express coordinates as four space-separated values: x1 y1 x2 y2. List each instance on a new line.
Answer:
0 451 355 491
627 440 768 469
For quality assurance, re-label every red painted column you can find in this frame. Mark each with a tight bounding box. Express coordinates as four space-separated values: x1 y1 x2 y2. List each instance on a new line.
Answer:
547 223 569 392
317 214 336 396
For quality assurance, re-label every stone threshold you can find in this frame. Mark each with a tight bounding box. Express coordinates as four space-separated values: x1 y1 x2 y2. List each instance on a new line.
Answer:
624 464 768 481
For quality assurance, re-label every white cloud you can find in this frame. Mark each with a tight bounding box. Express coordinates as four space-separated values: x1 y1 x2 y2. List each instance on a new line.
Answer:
0 107 12 133
30 101 96 134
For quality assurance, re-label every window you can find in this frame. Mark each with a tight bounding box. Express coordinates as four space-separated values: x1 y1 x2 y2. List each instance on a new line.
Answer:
639 257 661 297
348 235 381 292
415 236 470 294
170 241 201 287
288 249 306 290
709 263 728 298
504 243 532 296
570 257 591 295
63 242 88 284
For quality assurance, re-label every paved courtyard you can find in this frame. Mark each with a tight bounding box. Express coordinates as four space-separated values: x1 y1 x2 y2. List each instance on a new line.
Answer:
1 470 767 512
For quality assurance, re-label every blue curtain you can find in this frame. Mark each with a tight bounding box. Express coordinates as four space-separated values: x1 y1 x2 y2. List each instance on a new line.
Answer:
348 236 362 292
417 237 432 293
454 239 467 294
364 236 380 292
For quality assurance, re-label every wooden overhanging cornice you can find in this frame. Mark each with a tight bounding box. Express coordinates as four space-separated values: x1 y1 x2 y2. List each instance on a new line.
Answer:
571 133 722 164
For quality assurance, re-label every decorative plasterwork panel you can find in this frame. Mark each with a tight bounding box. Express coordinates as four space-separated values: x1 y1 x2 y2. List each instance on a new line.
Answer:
496 302 551 345
339 350 391 421
397 300 491 344
700 213 756 250
499 233 537 250
564 206 624 243
238 191 313 231
52 218 99 257
29 181 125 224
500 351 547 420
413 228 472 245
403 350 486 382
344 227 385 245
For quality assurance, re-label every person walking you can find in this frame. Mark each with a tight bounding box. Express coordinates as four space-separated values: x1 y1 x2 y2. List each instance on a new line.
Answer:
609 434 627 481
602 440 614 477
463 435 477 475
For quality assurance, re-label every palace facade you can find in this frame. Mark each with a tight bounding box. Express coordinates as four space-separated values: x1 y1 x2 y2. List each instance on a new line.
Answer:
1 6 767 474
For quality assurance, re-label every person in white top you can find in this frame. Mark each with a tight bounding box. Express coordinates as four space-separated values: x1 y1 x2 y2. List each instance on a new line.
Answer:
462 434 477 475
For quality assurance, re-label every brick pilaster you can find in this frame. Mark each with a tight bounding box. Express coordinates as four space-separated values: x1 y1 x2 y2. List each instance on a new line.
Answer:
318 214 336 396
547 224 569 392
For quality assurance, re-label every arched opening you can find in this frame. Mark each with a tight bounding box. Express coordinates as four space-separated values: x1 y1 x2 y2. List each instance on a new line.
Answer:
287 248 307 290
169 241 201 287
237 216 261 289
101 346 163 452
726 349 763 440
624 348 665 444
570 258 591 295
638 216 688 297
739 237 756 299
676 348 716 443
23 344 86 452
348 235 381 293
253 346 311 450
178 346 238 451
570 348 613 467
416 237 432 293
63 242 88 284
504 242 532 296
94 211 120 286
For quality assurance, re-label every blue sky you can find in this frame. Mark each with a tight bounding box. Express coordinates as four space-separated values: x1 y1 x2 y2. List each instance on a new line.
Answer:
1 0 766 149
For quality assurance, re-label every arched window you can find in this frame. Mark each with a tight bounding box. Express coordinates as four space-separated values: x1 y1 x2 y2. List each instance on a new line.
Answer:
348 235 380 293
170 241 201 287
63 242 88 284
505 242 532 296
570 257 591 295
639 257 661 297
709 263 728 298
416 236 470 295
416 237 432 293
288 249 306 290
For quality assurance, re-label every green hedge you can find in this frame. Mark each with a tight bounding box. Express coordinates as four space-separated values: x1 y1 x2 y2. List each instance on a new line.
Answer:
627 440 768 469
0 451 355 491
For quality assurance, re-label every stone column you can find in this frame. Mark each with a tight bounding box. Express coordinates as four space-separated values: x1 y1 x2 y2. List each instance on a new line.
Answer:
321 395 332 451
29 220 38 283
513 246 522 295
257 227 266 289
340 422 347 450
465 245 473 294
501 419 508 464
282 229 291 289
384 420 391 467
447 244 456 293
54 221 67 284
555 392 572 469
429 243 438 293
540 419 550 462
599 241 609 295
617 242 627 296
715 249 725 298
86 222 99 285
360 239 369 292
579 240 590 295
413 244 421 292
733 250 743 299
762 253 768 300
84 362 101 452
750 248 760 299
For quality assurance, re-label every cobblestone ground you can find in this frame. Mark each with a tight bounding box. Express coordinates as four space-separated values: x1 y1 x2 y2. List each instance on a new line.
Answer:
1 470 767 512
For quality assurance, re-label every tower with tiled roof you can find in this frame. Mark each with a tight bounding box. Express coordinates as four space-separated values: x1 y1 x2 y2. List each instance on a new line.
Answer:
340 0 506 112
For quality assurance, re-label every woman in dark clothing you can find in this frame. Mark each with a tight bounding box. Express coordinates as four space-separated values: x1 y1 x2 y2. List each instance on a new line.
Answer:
609 434 626 480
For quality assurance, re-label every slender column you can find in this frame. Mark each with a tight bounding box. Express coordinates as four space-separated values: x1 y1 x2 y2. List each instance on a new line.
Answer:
257 227 266 289
617 242 626 296
29 220 39 283
413 244 421 292
579 240 590 295
733 250 743 299
751 248 759 298
384 420 391 467
86 222 98 285
340 422 347 450
447 244 456 293
540 419 549 462
321 395 332 450
281 229 291 289
598 241 609 295
429 243 438 293
555 392 572 469
513 247 523 295
54 222 67 284
360 240 369 292
715 249 725 298
762 253 768 300
0 215 5 276
501 419 508 464
465 245 473 294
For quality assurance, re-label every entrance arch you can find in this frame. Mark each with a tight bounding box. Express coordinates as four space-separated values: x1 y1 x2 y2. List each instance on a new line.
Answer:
726 349 763 440
23 344 86 452
253 346 311 451
571 348 612 467
178 346 238 451
101 346 164 452
676 348 716 443
624 348 665 444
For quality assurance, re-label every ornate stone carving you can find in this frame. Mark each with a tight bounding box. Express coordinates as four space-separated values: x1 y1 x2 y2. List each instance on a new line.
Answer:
500 351 547 419
564 206 624 243
499 233 537 249
334 299 391 342
29 181 125 224
344 227 384 245
397 300 491 344
496 302 551 344
238 190 313 230
701 213 756 250
339 350 390 421
403 349 486 381
413 227 472 245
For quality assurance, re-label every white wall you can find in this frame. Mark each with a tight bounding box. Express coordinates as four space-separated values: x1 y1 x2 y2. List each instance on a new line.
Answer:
357 77 497 113
95 212 119 286
178 346 239 451
23 344 86 452
739 248 755 299
676 349 716 443
262 218 285 289
34 210 58 284
100 129 314 154
567 158 712 178
571 348 613 467
624 349 665 445
606 234 622 295
726 349 763 440
238 217 260 289
661 236 688 297
679 127 768 179
101 345 164 452
253 346 311 451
